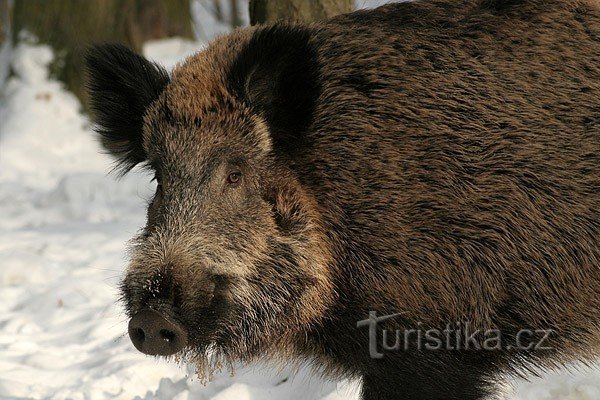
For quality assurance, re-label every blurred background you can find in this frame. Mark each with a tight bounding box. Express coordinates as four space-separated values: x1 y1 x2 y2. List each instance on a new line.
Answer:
0 1 598 399
0 0 385 106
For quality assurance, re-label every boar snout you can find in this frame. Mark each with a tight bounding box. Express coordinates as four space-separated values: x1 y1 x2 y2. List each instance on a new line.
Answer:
128 309 188 356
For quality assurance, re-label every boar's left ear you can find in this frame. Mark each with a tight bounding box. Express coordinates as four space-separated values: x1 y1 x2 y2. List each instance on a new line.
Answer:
85 44 169 173
228 25 321 157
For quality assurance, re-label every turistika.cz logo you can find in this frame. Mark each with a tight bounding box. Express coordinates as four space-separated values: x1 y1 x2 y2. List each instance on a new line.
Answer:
357 311 554 359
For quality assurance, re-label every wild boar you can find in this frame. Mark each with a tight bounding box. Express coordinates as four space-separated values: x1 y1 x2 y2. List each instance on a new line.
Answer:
86 0 599 398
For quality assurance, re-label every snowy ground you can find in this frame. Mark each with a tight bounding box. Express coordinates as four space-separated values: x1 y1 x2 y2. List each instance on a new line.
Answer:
1 6 599 400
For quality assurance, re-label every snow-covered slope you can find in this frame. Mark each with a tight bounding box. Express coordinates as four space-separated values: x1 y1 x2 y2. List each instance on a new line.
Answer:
0 37 598 400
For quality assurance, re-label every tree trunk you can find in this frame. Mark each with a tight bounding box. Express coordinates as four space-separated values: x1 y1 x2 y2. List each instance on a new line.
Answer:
230 0 242 28
249 0 353 25
0 0 8 46
12 0 194 107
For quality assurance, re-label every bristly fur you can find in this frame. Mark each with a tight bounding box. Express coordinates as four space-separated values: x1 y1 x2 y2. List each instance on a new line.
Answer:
481 0 526 10
85 44 170 174
87 0 599 399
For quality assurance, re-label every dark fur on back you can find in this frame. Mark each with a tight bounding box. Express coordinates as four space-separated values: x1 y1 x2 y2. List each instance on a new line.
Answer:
303 1 600 396
86 1 599 399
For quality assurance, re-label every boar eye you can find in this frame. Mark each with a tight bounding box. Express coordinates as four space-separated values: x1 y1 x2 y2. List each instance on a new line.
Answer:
226 171 242 187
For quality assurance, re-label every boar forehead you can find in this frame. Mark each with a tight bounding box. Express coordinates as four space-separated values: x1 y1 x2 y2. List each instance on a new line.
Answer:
141 94 270 177
141 28 277 174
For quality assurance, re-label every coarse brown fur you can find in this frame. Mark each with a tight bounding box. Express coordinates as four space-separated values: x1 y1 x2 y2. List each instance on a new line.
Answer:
86 0 600 398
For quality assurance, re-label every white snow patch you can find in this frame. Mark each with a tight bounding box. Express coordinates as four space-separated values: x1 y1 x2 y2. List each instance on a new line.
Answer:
192 0 250 42
143 38 206 71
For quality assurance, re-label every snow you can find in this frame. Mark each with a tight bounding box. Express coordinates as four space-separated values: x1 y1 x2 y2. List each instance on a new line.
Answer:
1 14 599 400
192 0 250 42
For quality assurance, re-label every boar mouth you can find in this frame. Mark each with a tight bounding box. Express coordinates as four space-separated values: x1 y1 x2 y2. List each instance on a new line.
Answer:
120 277 231 359
120 268 293 380
125 300 234 366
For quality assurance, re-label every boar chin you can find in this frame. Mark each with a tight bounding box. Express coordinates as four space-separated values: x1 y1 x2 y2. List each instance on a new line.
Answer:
185 331 268 383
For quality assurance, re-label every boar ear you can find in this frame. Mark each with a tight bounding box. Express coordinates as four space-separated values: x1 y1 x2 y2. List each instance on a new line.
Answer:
228 25 321 156
85 44 169 173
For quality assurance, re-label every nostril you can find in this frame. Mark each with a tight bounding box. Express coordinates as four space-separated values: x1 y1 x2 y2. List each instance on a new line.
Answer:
130 327 146 344
128 309 188 356
159 329 176 342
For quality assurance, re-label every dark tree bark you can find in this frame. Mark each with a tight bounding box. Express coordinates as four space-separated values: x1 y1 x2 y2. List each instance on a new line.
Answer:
12 0 194 107
230 0 242 28
249 0 353 25
0 0 8 46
